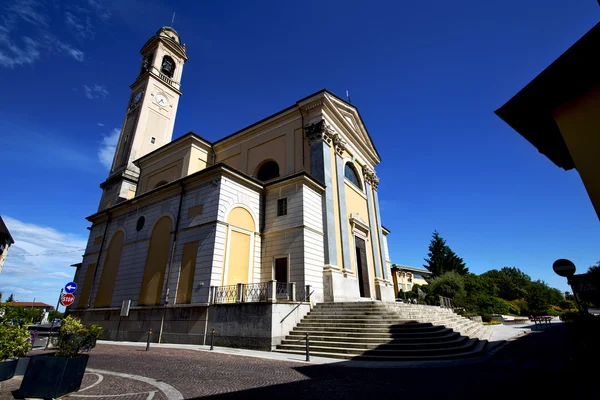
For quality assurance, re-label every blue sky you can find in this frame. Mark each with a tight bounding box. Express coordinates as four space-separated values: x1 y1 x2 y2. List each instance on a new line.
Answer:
1 0 599 308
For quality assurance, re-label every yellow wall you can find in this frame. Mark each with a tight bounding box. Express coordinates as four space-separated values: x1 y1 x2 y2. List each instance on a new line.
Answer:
228 207 255 231
222 207 255 286
145 163 180 192
176 241 198 304
95 231 125 307
225 231 251 285
222 154 241 170
139 216 172 305
78 263 96 308
186 146 209 175
553 83 600 218
247 135 286 178
344 180 376 281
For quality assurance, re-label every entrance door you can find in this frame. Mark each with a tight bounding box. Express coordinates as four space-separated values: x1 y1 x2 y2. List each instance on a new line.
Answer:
355 237 370 297
274 257 288 283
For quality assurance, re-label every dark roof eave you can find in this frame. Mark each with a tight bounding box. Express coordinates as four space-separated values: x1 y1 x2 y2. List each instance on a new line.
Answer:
495 21 600 171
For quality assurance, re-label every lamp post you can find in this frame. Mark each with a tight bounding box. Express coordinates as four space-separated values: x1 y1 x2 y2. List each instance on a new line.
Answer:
552 259 583 313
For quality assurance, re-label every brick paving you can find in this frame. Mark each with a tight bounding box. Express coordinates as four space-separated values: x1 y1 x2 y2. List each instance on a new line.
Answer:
1 324 595 399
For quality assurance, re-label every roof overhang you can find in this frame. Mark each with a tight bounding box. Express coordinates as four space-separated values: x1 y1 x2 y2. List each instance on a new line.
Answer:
495 22 600 171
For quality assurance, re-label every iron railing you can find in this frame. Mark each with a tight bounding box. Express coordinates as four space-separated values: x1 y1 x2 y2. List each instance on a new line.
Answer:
210 282 310 304
212 285 238 304
245 282 268 302
276 282 290 301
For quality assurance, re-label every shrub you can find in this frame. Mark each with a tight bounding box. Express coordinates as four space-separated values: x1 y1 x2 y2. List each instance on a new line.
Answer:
429 271 466 300
55 316 102 358
0 324 32 360
480 312 492 322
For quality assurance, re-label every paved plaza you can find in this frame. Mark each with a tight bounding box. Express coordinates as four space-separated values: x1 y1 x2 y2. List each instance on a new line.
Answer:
2 321 592 399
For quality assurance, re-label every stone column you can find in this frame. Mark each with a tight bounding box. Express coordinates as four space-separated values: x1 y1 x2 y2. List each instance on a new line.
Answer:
306 120 337 267
333 134 352 271
363 166 382 279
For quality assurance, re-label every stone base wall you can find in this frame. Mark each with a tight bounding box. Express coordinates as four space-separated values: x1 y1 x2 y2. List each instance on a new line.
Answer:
70 306 209 345
70 302 310 351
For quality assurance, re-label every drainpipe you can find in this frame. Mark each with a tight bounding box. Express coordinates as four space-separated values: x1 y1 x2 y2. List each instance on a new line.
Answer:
158 181 185 343
87 212 111 308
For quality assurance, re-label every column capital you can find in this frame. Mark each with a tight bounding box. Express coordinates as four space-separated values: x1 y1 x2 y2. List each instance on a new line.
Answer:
362 166 379 190
306 120 334 145
333 134 347 156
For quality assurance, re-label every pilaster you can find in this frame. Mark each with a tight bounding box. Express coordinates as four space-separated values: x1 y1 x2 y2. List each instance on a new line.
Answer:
363 166 382 280
306 120 337 267
333 134 352 271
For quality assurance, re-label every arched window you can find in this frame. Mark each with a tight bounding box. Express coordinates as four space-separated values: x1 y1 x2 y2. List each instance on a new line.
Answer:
139 216 172 305
344 163 362 190
154 180 168 189
160 56 175 78
95 231 124 307
256 160 280 181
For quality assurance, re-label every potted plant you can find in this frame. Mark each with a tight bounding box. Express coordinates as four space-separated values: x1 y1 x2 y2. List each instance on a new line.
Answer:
17 316 102 399
0 324 32 381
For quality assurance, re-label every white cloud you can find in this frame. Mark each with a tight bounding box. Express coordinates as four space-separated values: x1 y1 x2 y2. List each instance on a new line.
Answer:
0 0 109 69
46 271 73 279
55 40 85 61
65 12 94 40
2 286 33 295
98 128 120 169
86 0 112 21
0 216 87 305
0 35 40 68
97 122 104 127
83 84 108 100
6 0 48 26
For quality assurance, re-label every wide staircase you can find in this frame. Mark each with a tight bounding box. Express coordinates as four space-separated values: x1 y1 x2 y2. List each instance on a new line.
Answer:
276 302 492 361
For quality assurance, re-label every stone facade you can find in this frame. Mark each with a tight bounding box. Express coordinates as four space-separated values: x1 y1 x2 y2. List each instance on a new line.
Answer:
71 26 395 348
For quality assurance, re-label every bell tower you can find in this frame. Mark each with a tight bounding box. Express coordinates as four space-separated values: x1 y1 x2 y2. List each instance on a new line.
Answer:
98 26 188 211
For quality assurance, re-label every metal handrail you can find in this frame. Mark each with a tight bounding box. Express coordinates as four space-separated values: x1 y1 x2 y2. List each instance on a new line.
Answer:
280 290 314 324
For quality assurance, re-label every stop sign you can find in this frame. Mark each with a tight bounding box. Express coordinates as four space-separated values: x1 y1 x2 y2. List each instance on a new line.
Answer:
60 294 75 307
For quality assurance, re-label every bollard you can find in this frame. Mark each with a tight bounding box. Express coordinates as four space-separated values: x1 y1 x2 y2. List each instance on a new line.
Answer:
210 328 215 350
305 332 310 362
146 328 152 351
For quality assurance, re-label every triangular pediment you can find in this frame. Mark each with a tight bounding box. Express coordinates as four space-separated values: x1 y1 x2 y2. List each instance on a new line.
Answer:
323 93 381 166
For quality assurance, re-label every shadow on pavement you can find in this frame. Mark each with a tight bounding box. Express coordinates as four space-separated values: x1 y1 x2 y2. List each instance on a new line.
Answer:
193 324 593 400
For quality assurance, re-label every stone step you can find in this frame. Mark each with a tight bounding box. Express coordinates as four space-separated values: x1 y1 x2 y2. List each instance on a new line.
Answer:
290 327 455 338
295 322 440 331
281 335 468 349
286 330 461 343
276 339 487 361
277 338 479 357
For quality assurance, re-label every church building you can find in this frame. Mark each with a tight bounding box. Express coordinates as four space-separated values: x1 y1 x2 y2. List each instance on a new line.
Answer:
70 26 395 349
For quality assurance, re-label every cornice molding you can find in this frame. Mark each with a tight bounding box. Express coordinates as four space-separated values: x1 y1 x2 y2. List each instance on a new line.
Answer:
306 120 334 145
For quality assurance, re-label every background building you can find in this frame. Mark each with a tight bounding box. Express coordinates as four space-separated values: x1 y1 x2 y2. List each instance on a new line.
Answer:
0 216 14 274
390 264 431 298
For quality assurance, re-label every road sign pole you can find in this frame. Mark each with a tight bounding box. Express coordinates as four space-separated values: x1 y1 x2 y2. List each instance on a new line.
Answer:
55 288 64 312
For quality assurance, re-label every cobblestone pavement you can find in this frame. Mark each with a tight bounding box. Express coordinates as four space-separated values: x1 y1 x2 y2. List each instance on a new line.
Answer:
1 324 594 399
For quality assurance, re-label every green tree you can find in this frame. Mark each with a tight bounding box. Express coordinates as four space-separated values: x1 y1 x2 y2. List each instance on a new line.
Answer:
5 293 14 303
526 280 551 314
588 261 600 274
429 271 466 300
423 230 469 277
423 230 447 278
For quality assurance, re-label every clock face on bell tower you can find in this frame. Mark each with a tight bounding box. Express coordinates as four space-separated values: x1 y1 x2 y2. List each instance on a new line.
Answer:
98 26 188 211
